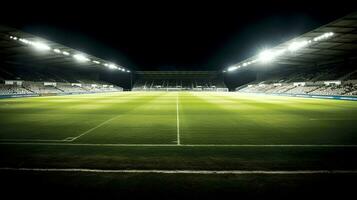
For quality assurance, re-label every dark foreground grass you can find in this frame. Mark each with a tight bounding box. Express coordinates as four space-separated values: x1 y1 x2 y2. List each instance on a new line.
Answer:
1 171 356 199
1 145 357 170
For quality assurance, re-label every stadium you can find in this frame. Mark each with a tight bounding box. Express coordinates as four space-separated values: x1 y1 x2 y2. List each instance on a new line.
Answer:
1 6 357 199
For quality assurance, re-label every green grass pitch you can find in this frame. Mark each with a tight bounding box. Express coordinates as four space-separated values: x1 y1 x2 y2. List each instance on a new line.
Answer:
1 92 357 198
1 91 357 145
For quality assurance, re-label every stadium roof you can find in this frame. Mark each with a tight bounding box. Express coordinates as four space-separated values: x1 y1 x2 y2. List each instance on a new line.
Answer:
225 12 357 72
0 26 130 73
135 71 220 78
135 71 218 75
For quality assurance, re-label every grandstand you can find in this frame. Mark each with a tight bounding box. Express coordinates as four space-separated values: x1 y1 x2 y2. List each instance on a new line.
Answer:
236 64 357 97
238 81 357 96
0 26 129 97
231 12 357 100
0 64 124 97
0 81 123 97
133 71 228 91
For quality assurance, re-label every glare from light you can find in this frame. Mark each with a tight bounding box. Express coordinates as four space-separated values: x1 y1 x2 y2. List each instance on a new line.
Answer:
108 64 118 69
224 32 334 71
258 49 276 63
19 38 30 44
288 41 308 52
32 42 51 51
227 66 238 72
11 36 131 72
313 32 334 42
73 54 89 62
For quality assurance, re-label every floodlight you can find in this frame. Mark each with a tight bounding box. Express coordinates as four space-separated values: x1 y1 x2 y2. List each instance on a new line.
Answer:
62 51 70 56
258 49 276 63
127 70 131 73
92 60 100 64
13 37 18 40
108 64 118 69
73 54 89 62
20 38 30 44
288 41 308 52
53 49 61 53
227 66 238 72
251 59 258 64
313 32 334 42
32 42 51 51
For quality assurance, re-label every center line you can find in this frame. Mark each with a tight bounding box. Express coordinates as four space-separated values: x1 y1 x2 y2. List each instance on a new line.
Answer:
176 92 180 145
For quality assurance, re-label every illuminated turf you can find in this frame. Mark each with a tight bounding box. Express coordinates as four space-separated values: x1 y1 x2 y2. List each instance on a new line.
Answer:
1 92 357 145
1 92 357 171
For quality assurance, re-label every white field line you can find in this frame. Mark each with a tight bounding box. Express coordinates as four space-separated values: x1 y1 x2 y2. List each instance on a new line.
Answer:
0 139 65 142
1 142 357 147
0 116 122 143
176 92 180 145
67 115 122 141
309 118 357 121
1 167 357 174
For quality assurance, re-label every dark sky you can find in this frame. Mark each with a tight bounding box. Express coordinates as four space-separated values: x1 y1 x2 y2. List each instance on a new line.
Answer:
1 1 357 71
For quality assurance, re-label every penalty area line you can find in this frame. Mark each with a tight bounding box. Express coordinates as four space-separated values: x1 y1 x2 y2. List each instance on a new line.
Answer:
1 167 357 174
0 139 65 142
68 115 122 142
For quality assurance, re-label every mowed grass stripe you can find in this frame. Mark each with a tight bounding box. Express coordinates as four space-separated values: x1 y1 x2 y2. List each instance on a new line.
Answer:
179 92 357 145
71 92 178 144
1 92 357 145
0 92 171 141
2 142 357 147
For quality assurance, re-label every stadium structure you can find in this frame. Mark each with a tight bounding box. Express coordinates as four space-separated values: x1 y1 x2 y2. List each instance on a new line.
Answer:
0 11 357 199
133 71 227 91
225 13 357 100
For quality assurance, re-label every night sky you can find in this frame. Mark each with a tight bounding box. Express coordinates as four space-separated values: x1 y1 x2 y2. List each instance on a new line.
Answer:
1 1 356 71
